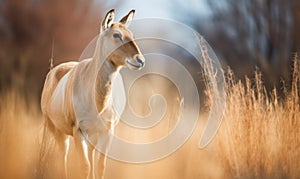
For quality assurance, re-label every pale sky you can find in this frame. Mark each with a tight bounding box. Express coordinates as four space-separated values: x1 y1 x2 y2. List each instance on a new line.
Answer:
98 0 210 21
119 0 173 19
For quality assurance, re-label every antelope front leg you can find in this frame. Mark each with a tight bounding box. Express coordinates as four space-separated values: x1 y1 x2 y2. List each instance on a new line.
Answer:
94 151 106 179
94 127 114 179
74 130 94 179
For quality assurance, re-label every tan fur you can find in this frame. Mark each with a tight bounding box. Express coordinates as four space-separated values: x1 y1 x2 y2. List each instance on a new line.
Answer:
41 62 77 134
39 9 145 179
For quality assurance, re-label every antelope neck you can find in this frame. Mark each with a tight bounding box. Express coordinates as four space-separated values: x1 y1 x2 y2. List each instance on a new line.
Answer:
94 57 119 113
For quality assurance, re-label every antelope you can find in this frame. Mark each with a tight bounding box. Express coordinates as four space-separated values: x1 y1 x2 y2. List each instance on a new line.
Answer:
39 9 145 179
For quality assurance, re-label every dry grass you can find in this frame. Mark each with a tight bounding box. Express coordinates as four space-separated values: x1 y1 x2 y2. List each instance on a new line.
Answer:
0 76 222 179
216 57 300 179
0 57 299 178
0 88 41 179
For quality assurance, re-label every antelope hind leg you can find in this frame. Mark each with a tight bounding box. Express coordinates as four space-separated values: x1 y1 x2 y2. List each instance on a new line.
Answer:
53 130 70 179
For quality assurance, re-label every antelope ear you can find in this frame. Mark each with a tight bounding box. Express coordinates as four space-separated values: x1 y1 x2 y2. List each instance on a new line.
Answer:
102 9 115 31
120 10 135 27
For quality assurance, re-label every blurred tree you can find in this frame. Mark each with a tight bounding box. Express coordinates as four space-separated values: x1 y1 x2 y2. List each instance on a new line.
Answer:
0 0 118 92
174 0 300 89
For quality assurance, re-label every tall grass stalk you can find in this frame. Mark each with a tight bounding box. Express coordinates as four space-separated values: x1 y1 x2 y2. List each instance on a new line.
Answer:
215 56 300 178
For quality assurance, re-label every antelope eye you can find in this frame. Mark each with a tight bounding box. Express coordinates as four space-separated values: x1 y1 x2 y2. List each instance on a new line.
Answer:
113 33 122 41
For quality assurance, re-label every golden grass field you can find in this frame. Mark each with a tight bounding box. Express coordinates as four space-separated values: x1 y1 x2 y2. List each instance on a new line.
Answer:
0 58 299 179
216 58 300 179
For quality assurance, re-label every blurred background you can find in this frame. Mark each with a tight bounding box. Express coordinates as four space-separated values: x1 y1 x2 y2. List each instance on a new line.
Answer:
0 0 300 179
1 0 299 94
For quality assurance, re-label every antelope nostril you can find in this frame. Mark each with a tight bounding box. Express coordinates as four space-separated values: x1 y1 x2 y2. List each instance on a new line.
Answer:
136 57 143 64
130 55 145 68
135 55 145 64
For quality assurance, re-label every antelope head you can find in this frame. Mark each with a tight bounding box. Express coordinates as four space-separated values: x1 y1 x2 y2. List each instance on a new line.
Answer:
100 9 145 70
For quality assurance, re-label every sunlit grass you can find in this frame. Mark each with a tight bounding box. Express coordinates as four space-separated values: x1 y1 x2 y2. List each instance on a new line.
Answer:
0 57 299 178
215 57 300 178
0 87 41 178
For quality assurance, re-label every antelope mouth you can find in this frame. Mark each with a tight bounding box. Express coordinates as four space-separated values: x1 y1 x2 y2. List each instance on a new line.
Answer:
126 59 145 70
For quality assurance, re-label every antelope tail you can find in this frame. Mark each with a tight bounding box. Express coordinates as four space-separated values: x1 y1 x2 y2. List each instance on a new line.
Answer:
36 119 56 178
